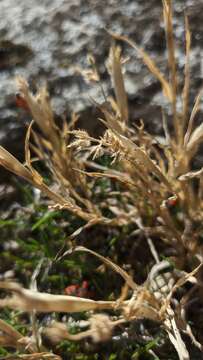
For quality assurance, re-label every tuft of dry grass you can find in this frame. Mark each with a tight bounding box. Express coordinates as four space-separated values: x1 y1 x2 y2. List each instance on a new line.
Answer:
0 1 203 359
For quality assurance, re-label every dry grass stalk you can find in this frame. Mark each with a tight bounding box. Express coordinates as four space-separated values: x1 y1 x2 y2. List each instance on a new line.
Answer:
107 30 173 102
0 281 115 313
0 146 33 182
0 319 41 354
182 15 191 131
162 0 178 135
63 246 138 290
184 88 203 148
13 353 61 360
0 319 26 350
108 45 128 123
44 315 125 344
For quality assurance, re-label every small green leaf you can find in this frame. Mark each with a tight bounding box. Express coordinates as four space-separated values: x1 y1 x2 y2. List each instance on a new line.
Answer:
32 210 60 231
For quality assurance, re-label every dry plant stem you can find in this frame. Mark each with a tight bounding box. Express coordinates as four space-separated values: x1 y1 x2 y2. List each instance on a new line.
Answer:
145 242 190 360
145 237 202 358
0 319 23 349
182 15 191 134
164 262 203 313
30 259 44 353
62 246 138 291
11 353 61 360
44 317 125 344
69 248 164 323
79 165 161 219
0 319 38 353
110 45 128 123
179 287 203 350
17 77 91 200
26 122 131 225
83 149 181 244
17 79 61 157
107 30 172 102
165 312 190 360
184 88 203 149
180 180 196 215
0 146 33 183
163 0 178 142
39 183 94 222
0 141 101 224
0 145 87 221
116 132 172 191
0 282 116 313
198 175 203 203
162 110 171 145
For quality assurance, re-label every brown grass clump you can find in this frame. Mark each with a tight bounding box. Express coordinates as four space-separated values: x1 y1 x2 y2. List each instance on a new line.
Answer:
0 1 203 359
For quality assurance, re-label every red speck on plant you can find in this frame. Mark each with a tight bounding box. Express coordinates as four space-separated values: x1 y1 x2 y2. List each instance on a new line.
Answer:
64 281 91 298
15 93 30 112
166 195 178 208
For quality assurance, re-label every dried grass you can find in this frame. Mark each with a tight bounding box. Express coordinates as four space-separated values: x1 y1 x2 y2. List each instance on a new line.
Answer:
0 1 203 358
